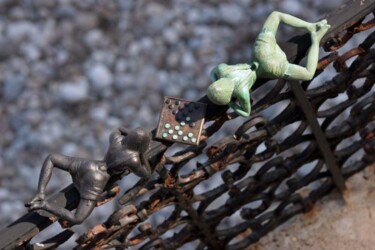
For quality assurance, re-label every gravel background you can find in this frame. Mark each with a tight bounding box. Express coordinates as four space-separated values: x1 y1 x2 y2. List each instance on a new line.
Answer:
0 0 343 248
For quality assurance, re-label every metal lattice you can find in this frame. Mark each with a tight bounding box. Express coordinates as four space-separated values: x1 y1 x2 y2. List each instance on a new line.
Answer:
75 9 375 250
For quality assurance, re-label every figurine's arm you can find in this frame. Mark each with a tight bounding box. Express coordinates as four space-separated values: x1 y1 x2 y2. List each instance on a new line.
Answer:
118 127 130 135
141 153 152 176
210 66 220 81
127 154 152 178
228 88 251 117
109 127 129 144
34 198 96 225
211 64 251 81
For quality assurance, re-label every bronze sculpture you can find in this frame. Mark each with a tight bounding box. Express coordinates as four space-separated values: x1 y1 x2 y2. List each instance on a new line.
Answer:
207 11 330 117
26 127 151 225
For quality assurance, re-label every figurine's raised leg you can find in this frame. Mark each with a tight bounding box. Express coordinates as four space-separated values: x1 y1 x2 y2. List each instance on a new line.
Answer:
261 11 317 36
42 198 96 225
256 11 330 81
27 154 78 205
284 21 330 80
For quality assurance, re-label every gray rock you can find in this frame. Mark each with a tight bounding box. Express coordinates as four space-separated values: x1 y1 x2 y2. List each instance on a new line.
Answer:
219 4 245 25
29 121 64 148
55 5 76 19
3 74 25 101
163 28 179 44
87 64 113 90
75 12 99 30
20 43 41 61
312 0 343 10
189 7 217 24
90 51 115 66
280 0 304 15
56 79 89 103
0 38 14 59
18 165 39 188
90 105 109 121
55 49 69 65
62 143 79 156
84 29 104 49
6 21 37 43
251 4 273 21
24 110 43 126
181 51 196 68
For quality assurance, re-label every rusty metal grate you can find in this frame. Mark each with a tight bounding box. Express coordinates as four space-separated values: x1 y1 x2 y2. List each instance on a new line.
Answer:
1 0 375 249
75 9 375 250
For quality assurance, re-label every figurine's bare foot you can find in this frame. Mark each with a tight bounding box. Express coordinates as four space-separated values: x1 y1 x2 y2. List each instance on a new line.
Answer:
26 193 46 208
27 199 46 211
308 19 328 34
316 19 328 28
311 21 330 41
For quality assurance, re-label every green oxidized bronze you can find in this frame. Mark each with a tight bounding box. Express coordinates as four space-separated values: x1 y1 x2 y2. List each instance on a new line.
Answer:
207 11 330 117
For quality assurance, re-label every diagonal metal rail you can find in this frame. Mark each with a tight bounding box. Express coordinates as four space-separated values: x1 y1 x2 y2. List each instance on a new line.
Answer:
288 80 346 192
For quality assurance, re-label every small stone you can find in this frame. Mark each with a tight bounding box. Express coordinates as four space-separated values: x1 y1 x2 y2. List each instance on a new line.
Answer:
313 0 342 10
90 106 108 121
163 28 179 44
3 74 25 101
219 4 244 25
84 29 104 48
87 64 113 90
280 0 303 15
55 5 76 19
20 43 40 61
0 188 10 199
62 143 79 156
0 38 14 59
56 79 89 104
181 51 196 68
6 21 37 43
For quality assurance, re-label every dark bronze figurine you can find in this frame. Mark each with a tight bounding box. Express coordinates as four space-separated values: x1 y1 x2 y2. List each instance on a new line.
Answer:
26 127 151 225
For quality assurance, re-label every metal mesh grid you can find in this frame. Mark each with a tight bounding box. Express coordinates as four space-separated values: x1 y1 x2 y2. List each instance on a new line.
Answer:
73 12 375 250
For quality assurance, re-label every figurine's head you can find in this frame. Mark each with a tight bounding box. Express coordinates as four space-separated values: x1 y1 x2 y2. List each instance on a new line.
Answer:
207 78 235 105
125 127 151 153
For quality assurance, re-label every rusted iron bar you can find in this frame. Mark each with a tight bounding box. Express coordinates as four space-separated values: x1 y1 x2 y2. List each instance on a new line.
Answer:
288 80 346 192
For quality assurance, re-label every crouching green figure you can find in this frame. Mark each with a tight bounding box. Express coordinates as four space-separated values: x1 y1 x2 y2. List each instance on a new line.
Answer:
207 11 330 117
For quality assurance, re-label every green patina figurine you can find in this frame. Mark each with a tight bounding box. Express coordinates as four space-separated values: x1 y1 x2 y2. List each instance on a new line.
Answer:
207 11 330 117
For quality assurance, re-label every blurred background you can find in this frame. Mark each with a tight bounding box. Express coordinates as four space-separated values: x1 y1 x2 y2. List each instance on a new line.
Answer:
0 0 344 248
